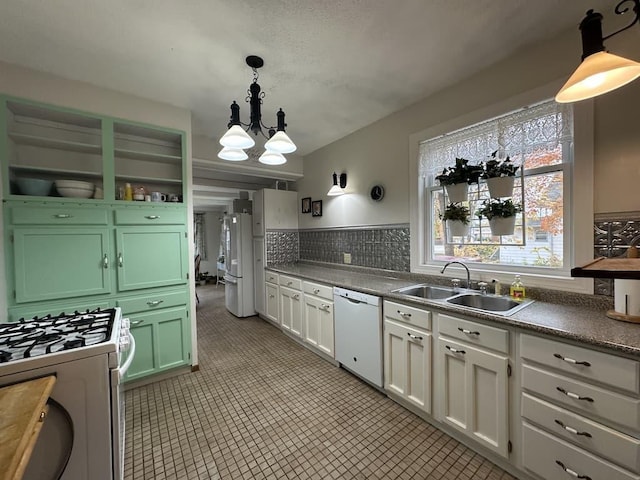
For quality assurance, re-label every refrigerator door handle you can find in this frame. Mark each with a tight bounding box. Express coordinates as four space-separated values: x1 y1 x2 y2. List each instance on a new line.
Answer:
224 275 238 285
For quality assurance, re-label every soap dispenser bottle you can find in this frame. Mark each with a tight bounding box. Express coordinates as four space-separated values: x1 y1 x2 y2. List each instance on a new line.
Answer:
510 275 525 300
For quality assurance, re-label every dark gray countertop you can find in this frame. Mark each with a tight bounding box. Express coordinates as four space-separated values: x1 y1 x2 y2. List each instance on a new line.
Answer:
267 263 640 357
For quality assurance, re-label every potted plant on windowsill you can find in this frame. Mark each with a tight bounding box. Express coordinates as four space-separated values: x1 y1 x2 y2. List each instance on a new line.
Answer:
482 151 519 198
477 198 522 236
440 202 471 237
435 157 484 203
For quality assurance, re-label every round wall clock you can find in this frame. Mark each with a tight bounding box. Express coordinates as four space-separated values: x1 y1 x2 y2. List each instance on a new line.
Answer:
370 185 385 202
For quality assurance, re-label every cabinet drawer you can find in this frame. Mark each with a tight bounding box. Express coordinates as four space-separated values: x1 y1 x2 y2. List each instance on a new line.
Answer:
522 364 640 430
521 333 640 394
116 290 187 315
114 208 185 225
303 281 333 300
265 271 279 284
438 314 509 354
10 206 109 225
279 275 302 290
384 300 432 331
522 392 640 472
522 422 640 480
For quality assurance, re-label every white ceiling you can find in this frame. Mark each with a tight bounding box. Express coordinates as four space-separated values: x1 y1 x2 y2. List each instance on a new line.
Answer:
0 0 613 204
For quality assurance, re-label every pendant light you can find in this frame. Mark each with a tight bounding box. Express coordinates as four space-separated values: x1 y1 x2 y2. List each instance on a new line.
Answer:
218 56 296 163
217 147 249 161
556 4 640 103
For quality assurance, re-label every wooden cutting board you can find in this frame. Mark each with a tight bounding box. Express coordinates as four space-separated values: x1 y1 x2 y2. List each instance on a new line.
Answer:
0 375 56 480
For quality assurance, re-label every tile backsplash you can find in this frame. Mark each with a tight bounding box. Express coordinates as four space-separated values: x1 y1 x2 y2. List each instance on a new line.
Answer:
266 230 299 265
298 225 410 272
593 212 640 296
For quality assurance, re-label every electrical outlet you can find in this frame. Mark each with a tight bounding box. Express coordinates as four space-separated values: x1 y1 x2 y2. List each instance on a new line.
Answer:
343 253 352 264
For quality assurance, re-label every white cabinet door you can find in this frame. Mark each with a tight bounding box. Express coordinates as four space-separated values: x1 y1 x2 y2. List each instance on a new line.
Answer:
252 189 264 236
253 238 265 315
264 189 298 230
280 286 302 337
303 294 334 357
384 319 432 413
436 336 509 458
265 282 279 325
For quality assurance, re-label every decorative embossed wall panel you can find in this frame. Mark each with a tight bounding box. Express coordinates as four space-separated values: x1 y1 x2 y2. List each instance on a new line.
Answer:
593 213 640 296
299 225 410 272
266 230 299 266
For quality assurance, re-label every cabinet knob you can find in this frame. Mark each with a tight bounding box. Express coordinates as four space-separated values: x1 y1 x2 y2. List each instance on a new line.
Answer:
314 289 320 294
103 254 109 269
293 294 300 300
118 253 124 267
269 295 275 299
287 281 293 286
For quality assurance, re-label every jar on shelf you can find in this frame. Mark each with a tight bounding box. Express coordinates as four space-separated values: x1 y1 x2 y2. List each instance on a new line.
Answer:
133 186 146 201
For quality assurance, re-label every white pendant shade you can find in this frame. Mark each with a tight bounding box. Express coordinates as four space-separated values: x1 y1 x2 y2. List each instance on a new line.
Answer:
327 184 344 196
264 130 297 154
258 151 287 165
556 51 640 103
219 125 255 149
218 147 248 161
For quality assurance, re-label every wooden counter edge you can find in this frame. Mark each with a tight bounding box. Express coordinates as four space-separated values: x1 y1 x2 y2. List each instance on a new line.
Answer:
0 375 56 480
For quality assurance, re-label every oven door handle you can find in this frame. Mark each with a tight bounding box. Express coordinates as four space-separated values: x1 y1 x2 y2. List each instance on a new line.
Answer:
119 332 136 381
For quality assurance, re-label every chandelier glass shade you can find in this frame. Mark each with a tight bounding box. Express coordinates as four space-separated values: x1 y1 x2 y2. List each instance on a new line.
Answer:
556 2 640 103
218 55 296 164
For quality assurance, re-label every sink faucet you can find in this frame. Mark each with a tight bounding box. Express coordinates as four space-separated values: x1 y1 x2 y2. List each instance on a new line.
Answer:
441 261 471 289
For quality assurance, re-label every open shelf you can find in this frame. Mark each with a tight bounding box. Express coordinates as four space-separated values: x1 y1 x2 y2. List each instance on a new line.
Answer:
114 174 182 185
571 258 640 279
9 132 102 154
114 148 181 164
10 165 102 179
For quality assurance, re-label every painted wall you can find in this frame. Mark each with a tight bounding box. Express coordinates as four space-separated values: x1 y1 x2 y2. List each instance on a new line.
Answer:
197 210 224 276
298 26 640 228
0 61 197 360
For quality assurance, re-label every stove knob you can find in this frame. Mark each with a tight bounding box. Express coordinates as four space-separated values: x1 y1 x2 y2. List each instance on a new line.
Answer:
122 318 130 329
120 335 130 350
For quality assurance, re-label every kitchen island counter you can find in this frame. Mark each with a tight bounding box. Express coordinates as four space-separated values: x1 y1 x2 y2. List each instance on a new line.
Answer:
267 263 640 357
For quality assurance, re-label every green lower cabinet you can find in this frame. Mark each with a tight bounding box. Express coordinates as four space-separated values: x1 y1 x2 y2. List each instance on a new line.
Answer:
125 306 190 382
12 227 111 303
116 226 188 291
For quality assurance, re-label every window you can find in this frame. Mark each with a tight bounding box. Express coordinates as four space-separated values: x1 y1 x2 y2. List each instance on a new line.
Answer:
419 100 573 275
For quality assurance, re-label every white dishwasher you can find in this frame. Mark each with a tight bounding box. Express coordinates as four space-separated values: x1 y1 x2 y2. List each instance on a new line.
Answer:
333 287 383 387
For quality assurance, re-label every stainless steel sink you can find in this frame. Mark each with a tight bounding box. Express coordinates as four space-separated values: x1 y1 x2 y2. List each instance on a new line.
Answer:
393 285 457 300
392 284 533 316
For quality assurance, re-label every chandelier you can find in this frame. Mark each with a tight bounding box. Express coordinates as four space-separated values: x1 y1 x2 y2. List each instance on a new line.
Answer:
218 55 297 165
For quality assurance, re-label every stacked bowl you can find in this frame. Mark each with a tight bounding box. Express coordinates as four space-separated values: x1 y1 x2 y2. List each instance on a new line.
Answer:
55 180 95 198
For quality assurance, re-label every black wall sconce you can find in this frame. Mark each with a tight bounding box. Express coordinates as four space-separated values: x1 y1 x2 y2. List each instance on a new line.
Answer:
327 172 347 196
556 0 640 102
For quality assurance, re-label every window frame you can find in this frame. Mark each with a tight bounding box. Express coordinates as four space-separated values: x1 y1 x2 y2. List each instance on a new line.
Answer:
408 82 594 294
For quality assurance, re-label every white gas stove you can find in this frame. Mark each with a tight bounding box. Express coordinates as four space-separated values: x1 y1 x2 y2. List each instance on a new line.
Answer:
0 307 134 480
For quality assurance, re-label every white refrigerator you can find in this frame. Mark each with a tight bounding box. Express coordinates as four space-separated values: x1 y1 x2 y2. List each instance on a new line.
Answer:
223 213 255 317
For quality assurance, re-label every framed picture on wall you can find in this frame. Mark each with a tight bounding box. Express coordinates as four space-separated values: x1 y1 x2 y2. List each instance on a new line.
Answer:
312 200 323 217
301 197 311 213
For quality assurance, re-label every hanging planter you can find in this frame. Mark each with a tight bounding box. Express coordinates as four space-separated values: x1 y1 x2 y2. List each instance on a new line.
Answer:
447 219 470 237
477 198 522 237
488 216 517 236
440 203 470 238
435 157 483 203
445 182 469 203
486 176 515 198
482 151 519 198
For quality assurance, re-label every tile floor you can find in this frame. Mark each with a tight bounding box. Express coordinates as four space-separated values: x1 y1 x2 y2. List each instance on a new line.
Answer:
124 285 518 479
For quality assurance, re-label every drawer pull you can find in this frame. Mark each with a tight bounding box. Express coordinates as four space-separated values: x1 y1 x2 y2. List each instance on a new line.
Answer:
320 304 330 310
555 460 591 479
145 215 160 220
314 288 320 294
269 295 275 299
556 386 594 402
407 333 423 341
293 294 300 300
132 320 144 325
553 353 591 367
397 310 412 318
118 253 124 267
103 254 109 269
457 327 480 335
287 281 293 286
445 345 465 354
54 214 73 219
147 300 164 307
554 419 592 438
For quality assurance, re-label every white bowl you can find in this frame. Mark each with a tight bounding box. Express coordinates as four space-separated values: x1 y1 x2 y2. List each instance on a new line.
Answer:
55 179 94 190
55 180 95 198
